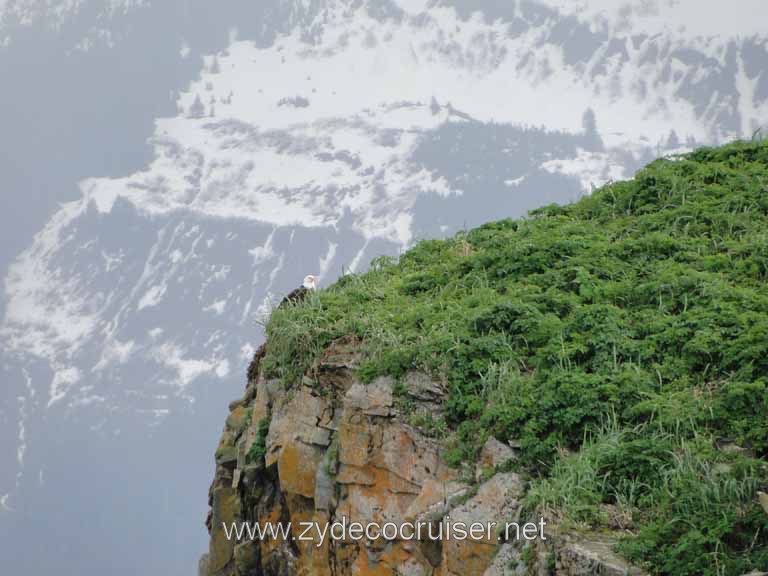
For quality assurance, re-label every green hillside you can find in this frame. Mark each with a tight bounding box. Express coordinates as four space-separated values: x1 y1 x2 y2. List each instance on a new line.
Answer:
262 140 768 574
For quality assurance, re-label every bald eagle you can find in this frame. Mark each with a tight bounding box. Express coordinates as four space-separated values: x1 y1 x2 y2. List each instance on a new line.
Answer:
279 274 317 307
246 275 317 386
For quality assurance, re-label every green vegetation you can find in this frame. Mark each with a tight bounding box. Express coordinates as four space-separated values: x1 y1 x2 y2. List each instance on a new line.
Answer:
262 140 768 573
323 436 339 478
246 417 271 465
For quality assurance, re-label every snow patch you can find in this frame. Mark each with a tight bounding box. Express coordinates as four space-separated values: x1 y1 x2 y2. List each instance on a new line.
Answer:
81 178 120 213
137 283 167 310
504 175 526 187
215 359 230 378
541 149 627 192
239 343 255 361
93 338 135 371
318 241 338 281
169 249 184 263
151 342 227 388
48 367 81 407
204 300 227 315
1 199 100 361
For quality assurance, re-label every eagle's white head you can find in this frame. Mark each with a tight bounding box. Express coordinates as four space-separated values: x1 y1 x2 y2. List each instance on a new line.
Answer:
302 275 317 290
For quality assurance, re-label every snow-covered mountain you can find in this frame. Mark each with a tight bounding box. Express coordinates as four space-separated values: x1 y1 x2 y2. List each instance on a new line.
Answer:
1 1 766 574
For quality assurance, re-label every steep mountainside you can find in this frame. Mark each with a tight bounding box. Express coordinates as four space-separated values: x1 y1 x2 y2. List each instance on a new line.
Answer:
205 140 768 575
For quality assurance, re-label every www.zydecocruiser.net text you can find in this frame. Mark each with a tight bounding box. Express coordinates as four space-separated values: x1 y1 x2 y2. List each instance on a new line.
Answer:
223 516 547 548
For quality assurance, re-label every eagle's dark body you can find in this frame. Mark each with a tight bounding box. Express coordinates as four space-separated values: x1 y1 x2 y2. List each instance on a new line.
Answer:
279 285 311 307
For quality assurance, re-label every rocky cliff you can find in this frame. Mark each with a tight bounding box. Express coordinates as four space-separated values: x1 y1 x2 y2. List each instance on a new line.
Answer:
201 337 644 576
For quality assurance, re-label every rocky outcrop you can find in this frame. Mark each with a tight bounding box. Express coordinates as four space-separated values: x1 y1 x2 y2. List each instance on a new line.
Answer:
202 337 646 575
487 528 647 576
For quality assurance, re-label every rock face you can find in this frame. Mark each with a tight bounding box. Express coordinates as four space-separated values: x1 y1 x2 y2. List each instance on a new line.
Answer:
203 337 645 575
